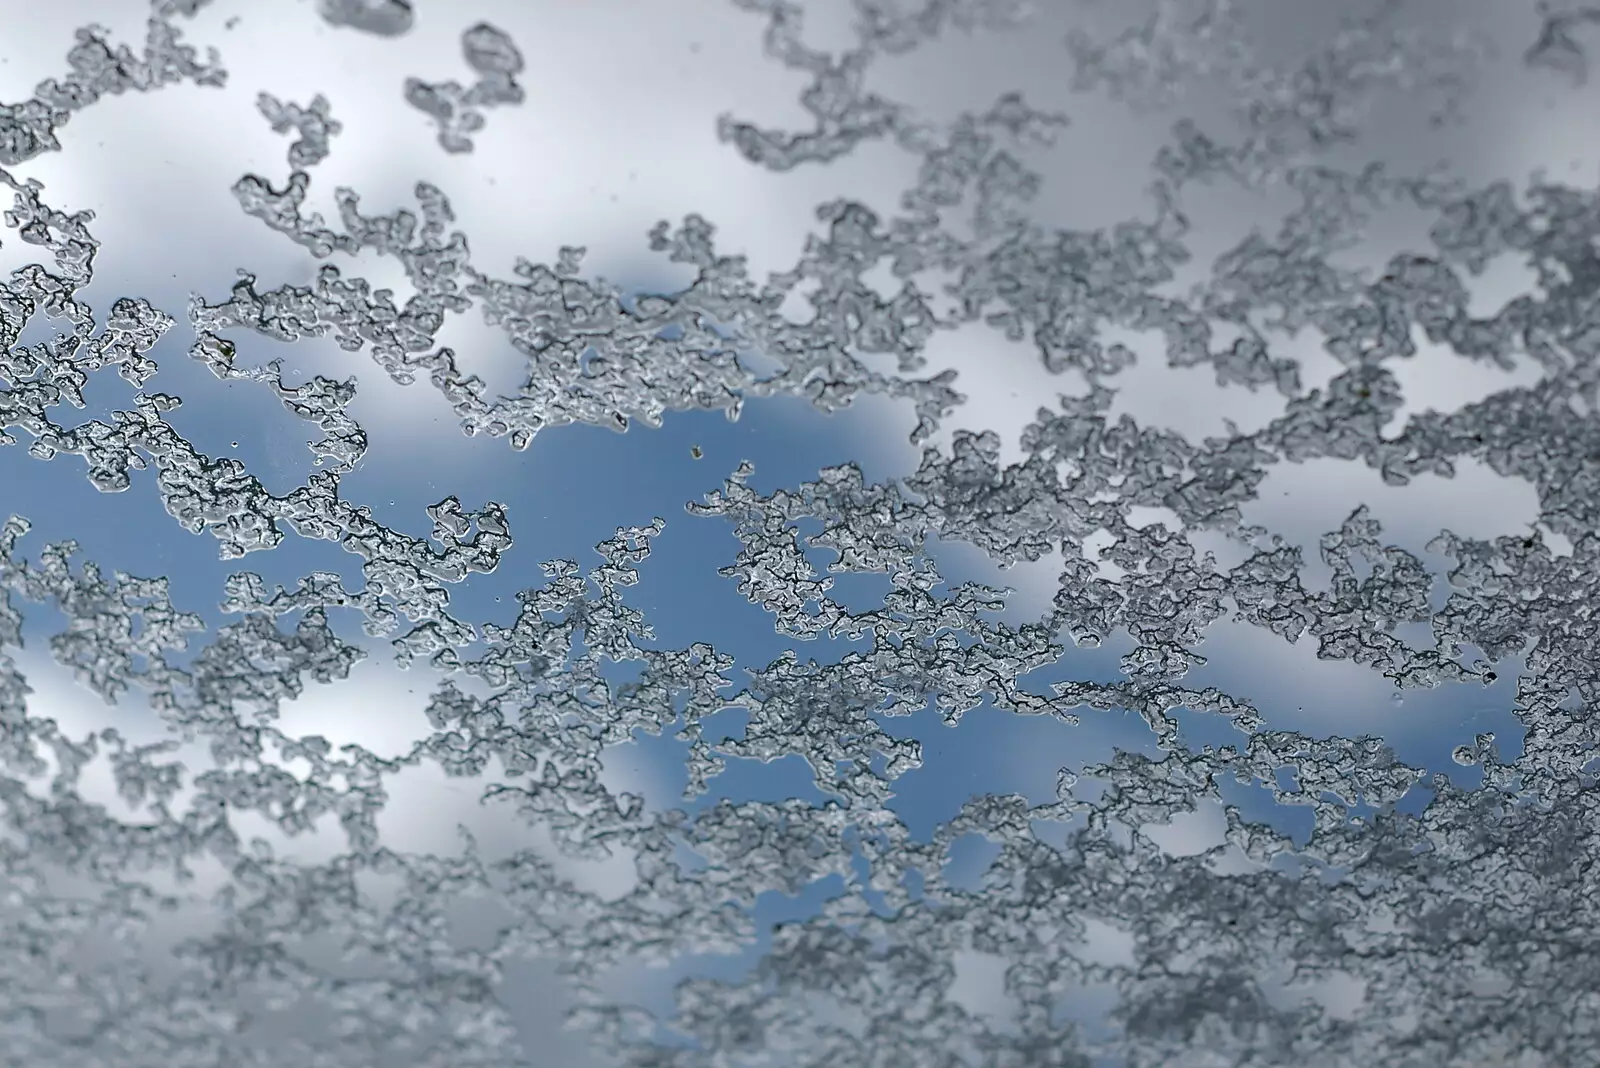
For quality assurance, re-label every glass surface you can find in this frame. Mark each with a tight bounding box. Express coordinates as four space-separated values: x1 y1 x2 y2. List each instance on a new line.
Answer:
0 1 1593 1065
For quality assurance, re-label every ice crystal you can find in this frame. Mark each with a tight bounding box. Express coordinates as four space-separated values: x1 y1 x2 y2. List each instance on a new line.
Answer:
316 0 414 38
404 22 524 154
0 0 1594 1065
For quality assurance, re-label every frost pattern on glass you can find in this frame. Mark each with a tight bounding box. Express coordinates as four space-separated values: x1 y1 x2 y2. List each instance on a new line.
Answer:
0 1 1594 1066
0 6 225 166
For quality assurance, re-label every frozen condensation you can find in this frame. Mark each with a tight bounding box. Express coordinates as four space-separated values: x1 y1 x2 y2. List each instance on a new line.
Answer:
0 0 1595 1065
255 92 341 170
316 0 415 38
0 9 225 166
404 22 524 154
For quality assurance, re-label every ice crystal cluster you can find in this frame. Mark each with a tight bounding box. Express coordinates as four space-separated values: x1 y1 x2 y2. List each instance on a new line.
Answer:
0 1 1595 1065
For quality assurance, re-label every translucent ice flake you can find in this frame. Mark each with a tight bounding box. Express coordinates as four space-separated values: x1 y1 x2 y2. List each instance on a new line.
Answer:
255 92 341 170
316 0 414 38
404 23 524 154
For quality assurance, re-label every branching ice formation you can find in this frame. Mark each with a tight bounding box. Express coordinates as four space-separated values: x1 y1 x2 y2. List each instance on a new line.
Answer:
0 0 1596 1065
0 5 224 166
404 22 525 154
256 93 341 170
